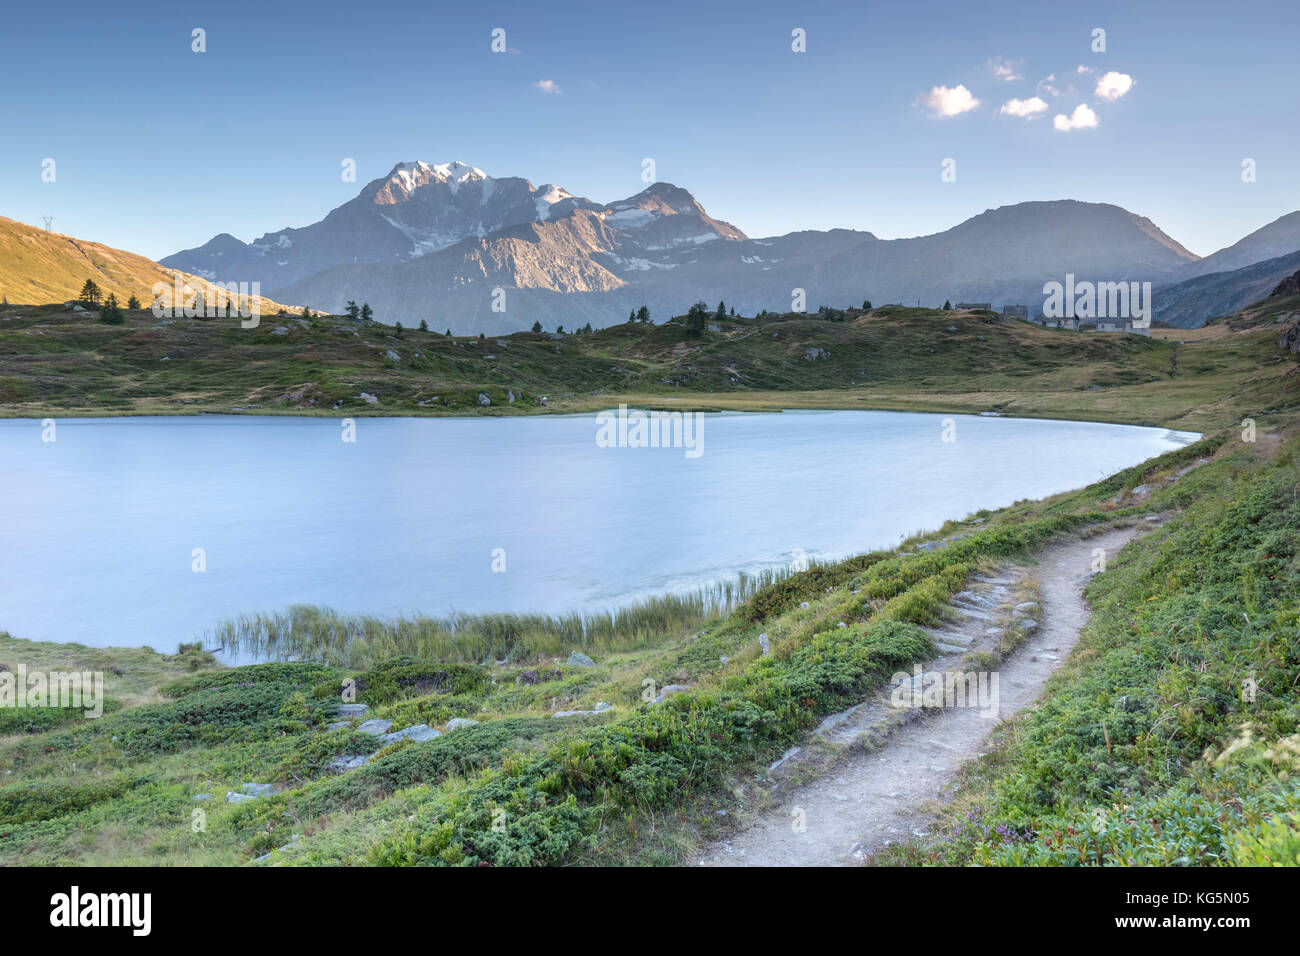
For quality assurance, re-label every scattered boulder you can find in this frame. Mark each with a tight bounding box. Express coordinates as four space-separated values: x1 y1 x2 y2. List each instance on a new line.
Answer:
477 393 491 406
383 349 400 362
759 632 771 656
356 719 393 736
338 703 369 718
803 347 831 361
566 651 595 667
379 724 440 744
240 783 274 798
192 793 213 802
445 718 478 732
328 754 372 774
651 684 691 705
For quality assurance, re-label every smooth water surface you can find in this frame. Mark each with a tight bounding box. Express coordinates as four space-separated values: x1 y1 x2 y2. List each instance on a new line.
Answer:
0 411 1197 650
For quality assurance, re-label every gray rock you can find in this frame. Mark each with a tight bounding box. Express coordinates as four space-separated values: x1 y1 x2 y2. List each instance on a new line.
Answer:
379 724 441 744
192 793 213 802
445 718 478 732
652 684 691 705
225 791 258 804
759 632 771 655
476 392 491 406
356 719 393 736
324 721 350 731
240 783 274 797
1018 619 1040 633
1132 484 1151 496
554 701 613 718
338 703 369 717
566 651 596 667
769 746 801 772
328 754 373 773
359 392 379 404
384 349 400 361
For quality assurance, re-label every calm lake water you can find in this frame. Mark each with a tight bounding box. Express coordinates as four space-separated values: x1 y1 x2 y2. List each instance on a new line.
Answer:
0 411 1197 652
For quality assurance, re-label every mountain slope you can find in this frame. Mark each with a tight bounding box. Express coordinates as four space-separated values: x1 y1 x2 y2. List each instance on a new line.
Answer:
1153 248 1300 329
1172 210 1300 281
0 216 301 313
161 161 610 289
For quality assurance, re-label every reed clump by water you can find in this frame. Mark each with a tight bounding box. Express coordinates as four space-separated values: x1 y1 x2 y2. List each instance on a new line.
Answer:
209 565 799 668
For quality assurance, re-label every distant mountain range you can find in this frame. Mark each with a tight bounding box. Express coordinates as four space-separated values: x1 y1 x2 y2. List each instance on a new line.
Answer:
36 161 1300 334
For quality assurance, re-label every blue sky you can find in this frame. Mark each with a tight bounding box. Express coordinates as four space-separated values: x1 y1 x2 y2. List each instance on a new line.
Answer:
2 0 1296 259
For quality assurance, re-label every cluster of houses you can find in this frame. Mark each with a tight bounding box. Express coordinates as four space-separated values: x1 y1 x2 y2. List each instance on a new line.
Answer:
952 302 1150 336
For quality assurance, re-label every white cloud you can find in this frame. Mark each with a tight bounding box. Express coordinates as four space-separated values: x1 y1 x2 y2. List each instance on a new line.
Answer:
988 57 1021 82
533 79 562 94
1000 96 1049 118
1037 73 1059 97
917 84 980 118
1053 103 1099 131
1095 71 1134 100
1077 64 1092 75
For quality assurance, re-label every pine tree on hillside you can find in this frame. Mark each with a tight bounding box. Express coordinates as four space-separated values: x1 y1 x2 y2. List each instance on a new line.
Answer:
345 300 360 320
637 305 650 324
531 321 543 333
394 321 404 337
360 303 373 322
445 328 452 337
715 300 726 321
79 279 102 306
126 294 141 310
943 299 952 310
686 301 708 335
863 300 872 310
302 307 313 319
419 319 428 331
629 310 636 323
99 293 124 324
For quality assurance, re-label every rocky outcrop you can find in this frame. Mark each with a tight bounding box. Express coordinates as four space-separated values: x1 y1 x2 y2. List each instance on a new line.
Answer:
1270 268 1300 298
